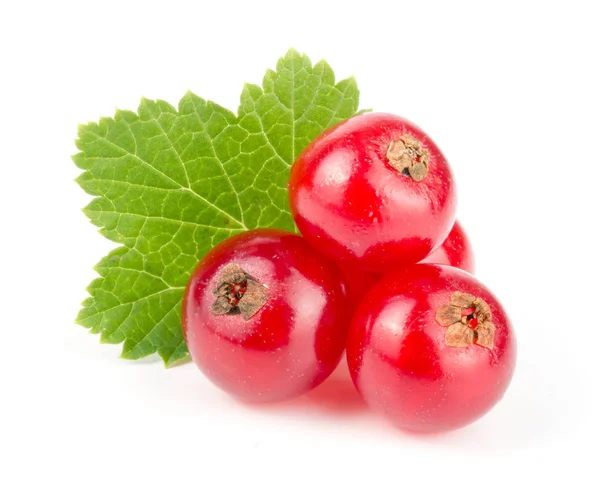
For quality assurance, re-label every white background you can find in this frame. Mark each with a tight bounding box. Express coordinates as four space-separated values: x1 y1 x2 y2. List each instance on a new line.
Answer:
1 1 599 489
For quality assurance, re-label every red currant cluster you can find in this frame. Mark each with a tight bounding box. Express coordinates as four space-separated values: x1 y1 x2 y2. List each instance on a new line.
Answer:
183 113 516 433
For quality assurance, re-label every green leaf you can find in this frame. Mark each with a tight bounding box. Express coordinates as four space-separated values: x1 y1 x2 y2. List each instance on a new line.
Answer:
74 49 363 366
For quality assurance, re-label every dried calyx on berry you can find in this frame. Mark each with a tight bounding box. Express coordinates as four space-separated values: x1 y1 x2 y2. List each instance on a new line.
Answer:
435 292 496 348
386 134 430 181
210 263 268 320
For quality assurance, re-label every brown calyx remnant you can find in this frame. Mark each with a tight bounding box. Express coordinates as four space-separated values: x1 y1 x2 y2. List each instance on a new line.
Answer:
386 134 430 182
210 263 268 321
435 292 496 349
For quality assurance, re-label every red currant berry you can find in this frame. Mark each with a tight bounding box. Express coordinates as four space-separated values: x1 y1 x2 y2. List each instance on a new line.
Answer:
183 229 350 402
420 221 474 273
289 113 456 272
347 264 516 432
339 221 474 305
337 265 379 306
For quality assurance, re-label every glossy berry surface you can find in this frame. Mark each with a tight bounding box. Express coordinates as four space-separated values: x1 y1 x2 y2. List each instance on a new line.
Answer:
337 265 379 306
289 112 456 272
420 221 475 273
340 221 475 306
347 264 516 432
183 229 350 402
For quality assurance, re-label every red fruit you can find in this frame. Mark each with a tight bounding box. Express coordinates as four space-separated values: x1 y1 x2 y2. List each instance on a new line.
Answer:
182 229 350 402
338 265 379 306
339 221 474 305
289 113 456 272
347 264 516 432
420 221 475 273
